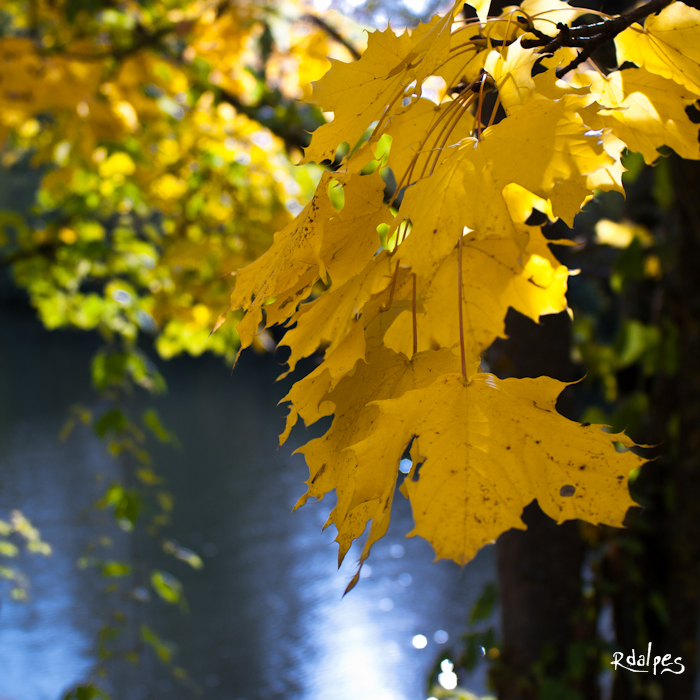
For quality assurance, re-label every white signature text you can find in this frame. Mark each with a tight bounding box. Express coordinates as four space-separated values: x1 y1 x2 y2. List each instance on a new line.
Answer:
611 643 684 675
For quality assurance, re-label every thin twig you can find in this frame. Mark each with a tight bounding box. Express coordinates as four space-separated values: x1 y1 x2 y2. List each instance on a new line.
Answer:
304 14 361 61
519 0 674 78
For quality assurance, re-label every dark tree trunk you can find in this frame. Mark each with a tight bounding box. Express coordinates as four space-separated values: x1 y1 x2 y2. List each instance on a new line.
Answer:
658 157 700 698
597 157 700 700
496 504 592 699
490 312 599 700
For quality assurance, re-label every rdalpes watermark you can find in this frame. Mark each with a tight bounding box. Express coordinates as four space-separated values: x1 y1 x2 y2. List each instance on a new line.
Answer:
611 643 684 675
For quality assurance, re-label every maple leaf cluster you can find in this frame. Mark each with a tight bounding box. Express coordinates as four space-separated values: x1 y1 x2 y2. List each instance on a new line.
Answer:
228 0 700 589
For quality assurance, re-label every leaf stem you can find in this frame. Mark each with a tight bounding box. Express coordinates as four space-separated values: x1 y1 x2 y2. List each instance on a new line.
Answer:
386 260 400 309
427 92 475 178
487 91 502 130
476 74 487 141
398 81 474 189
412 272 418 357
458 232 467 380
372 87 407 146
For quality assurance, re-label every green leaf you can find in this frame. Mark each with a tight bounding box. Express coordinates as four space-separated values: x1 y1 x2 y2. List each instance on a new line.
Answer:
460 627 497 671
100 561 132 577
614 320 659 370
143 409 179 446
97 483 142 527
163 540 203 570
151 570 183 604
94 408 128 439
141 624 174 663
470 582 497 624
0 539 19 557
62 684 111 700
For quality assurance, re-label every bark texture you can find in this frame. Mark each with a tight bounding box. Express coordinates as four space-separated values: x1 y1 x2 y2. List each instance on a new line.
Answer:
659 156 700 698
490 312 598 700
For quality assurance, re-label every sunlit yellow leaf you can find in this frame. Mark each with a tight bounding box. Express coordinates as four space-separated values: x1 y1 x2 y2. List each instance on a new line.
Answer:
595 219 654 248
573 66 700 164
465 0 493 23
303 9 456 165
484 38 538 114
301 28 415 164
519 0 590 37
230 176 337 349
392 96 611 281
350 372 641 565
384 227 568 358
292 347 464 567
615 2 700 97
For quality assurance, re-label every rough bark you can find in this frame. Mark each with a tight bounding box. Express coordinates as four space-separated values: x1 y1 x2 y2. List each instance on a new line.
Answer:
606 157 700 700
490 312 598 700
659 156 700 698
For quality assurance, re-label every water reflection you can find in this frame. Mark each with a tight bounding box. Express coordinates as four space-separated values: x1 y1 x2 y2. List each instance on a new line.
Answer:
0 306 496 699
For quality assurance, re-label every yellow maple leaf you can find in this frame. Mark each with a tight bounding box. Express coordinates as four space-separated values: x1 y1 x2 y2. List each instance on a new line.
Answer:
384 228 568 359
279 321 366 445
279 252 394 374
231 170 389 351
349 372 642 566
301 27 415 165
573 66 700 164
433 32 486 90
391 96 611 281
383 98 476 186
615 2 700 97
484 38 538 114
519 0 590 37
403 9 458 86
465 0 493 23
229 177 336 349
302 9 457 165
292 347 464 570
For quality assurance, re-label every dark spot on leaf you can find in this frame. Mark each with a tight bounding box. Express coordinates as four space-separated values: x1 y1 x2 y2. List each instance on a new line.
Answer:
310 464 327 483
580 422 591 427
560 485 575 497
579 465 586 471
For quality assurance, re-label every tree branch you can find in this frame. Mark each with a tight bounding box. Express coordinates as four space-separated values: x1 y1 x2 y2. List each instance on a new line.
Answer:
0 243 57 269
40 24 174 62
520 0 674 78
218 89 312 152
304 14 362 61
